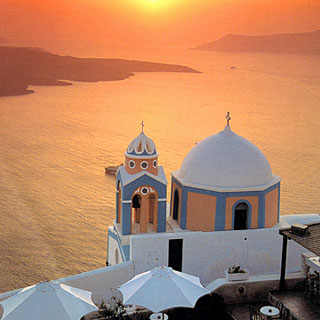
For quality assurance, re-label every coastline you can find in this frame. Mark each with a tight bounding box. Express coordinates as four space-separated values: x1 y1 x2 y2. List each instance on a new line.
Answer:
0 46 199 98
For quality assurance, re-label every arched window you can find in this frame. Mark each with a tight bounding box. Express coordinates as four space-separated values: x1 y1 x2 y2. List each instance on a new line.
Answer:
132 194 141 209
234 202 249 230
132 194 141 224
173 190 179 220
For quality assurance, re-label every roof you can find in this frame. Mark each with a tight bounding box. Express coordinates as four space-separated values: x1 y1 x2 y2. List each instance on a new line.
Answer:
177 126 276 189
280 222 320 256
118 165 167 187
125 132 158 158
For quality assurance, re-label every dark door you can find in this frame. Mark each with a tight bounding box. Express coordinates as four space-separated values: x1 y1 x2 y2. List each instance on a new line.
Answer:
234 203 248 230
168 239 183 271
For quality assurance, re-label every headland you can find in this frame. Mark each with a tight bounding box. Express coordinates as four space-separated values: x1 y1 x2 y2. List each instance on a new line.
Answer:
0 46 200 97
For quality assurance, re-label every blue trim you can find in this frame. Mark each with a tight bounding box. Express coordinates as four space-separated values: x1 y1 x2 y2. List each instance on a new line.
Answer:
116 176 122 224
262 182 280 194
277 184 281 222
232 200 252 229
122 245 130 261
172 177 280 198
116 191 119 223
215 194 226 231
122 175 166 200
171 187 180 220
118 174 167 235
108 227 118 241
116 181 120 223
106 229 110 264
171 178 185 229
127 150 157 156
170 182 174 218
180 188 188 229
258 193 265 228
171 177 281 231
121 203 132 235
108 228 127 262
261 182 280 227
116 170 121 182
157 202 167 232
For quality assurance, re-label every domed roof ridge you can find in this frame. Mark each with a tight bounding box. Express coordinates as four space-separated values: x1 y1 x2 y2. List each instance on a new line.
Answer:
126 131 158 158
177 126 273 188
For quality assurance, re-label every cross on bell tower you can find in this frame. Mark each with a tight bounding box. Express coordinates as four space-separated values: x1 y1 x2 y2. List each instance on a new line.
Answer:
225 112 231 127
141 120 144 133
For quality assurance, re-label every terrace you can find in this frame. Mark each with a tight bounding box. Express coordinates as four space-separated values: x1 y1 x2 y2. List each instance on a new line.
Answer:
224 222 320 320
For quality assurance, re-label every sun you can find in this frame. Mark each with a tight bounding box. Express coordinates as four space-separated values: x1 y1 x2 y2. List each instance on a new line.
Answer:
137 0 169 11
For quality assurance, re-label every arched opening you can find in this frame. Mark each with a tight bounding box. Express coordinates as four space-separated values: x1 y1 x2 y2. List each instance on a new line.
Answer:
131 187 158 234
132 194 141 224
173 190 179 220
234 202 249 230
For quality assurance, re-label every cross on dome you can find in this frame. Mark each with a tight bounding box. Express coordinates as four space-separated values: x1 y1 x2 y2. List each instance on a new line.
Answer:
225 112 231 127
126 122 158 157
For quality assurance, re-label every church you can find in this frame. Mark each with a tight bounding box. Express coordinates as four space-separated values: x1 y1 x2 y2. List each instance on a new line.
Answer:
1 114 318 306
107 113 284 275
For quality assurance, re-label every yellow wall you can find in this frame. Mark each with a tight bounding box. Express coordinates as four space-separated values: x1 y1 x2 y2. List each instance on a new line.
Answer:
171 182 182 224
186 192 216 231
225 196 259 230
265 187 279 228
124 156 158 175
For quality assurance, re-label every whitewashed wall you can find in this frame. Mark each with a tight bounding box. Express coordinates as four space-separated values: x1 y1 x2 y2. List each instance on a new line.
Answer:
130 228 307 285
108 235 124 266
59 261 134 305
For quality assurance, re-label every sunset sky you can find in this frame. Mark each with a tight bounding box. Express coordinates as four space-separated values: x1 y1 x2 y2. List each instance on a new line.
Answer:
1 0 320 51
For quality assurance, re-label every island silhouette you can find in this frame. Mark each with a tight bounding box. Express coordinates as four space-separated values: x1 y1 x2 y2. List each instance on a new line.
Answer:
193 29 320 56
0 46 200 97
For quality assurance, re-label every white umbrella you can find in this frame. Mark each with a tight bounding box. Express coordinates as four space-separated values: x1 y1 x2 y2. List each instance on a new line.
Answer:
118 266 209 313
0 280 98 320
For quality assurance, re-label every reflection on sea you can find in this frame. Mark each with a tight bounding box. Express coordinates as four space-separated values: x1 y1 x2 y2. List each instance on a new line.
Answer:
0 47 319 292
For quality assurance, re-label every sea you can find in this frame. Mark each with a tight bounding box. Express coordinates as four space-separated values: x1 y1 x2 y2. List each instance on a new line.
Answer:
0 47 319 292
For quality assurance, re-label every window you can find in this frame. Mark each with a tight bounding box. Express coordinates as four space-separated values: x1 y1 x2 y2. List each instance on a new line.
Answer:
153 160 157 168
140 161 148 169
173 190 179 220
129 160 135 168
141 187 149 195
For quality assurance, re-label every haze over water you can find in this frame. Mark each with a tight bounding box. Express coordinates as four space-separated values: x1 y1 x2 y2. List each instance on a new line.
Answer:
0 47 319 292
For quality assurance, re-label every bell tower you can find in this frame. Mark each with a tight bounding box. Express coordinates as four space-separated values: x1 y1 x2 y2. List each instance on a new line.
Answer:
115 123 167 235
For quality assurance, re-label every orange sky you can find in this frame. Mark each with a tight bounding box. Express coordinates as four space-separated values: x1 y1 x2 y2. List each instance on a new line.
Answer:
0 0 320 52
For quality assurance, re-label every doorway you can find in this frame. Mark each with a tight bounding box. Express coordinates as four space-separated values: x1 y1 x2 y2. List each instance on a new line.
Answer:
168 239 183 271
234 202 249 230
